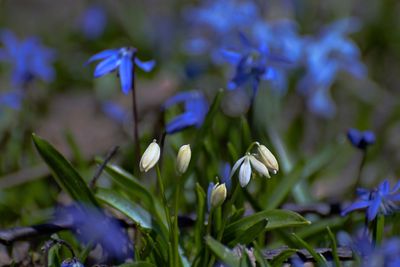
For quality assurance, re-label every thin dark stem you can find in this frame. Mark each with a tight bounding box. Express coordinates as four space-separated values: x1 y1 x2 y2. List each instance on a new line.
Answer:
131 66 141 165
89 146 119 189
159 131 167 167
353 149 367 196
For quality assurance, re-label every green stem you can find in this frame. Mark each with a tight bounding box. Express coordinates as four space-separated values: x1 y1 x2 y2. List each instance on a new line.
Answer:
173 179 181 267
373 214 384 246
156 165 173 266
353 149 367 197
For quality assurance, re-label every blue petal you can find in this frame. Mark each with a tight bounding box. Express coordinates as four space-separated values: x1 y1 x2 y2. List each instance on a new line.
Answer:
347 128 362 147
220 49 242 65
119 55 133 94
94 55 119 77
165 113 199 134
88 49 119 63
367 194 381 221
163 91 198 109
379 179 390 195
207 182 214 212
102 101 127 124
134 58 155 72
341 200 370 216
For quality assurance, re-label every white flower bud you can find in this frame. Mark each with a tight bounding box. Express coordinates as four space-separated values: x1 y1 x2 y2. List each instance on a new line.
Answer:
176 144 191 175
256 144 279 174
210 183 227 209
139 139 160 172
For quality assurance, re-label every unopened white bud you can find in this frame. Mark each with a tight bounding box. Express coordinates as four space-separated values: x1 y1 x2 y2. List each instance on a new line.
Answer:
176 144 191 175
256 144 279 174
140 139 160 172
210 183 227 209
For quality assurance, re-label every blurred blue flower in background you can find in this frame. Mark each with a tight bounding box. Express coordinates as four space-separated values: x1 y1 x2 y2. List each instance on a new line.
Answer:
221 33 289 99
0 90 23 110
207 181 215 212
299 18 366 118
163 90 209 134
88 47 155 94
80 5 107 40
184 0 259 35
102 101 128 124
347 128 376 150
57 205 131 262
338 232 400 267
0 30 55 86
341 179 400 221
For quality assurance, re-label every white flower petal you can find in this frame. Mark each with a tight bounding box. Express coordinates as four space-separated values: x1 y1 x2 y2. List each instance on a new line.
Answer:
140 140 160 172
230 156 245 179
239 157 251 187
249 155 270 178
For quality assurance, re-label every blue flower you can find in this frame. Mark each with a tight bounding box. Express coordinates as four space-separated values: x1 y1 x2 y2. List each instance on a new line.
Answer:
221 34 289 99
102 101 128 124
298 18 366 118
56 204 132 262
80 5 107 40
184 0 259 35
220 162 232 192
0 30 55 85
338 232 400 267
61 258 85 267
347 128 376 150
88 47 155 94
163 90 209 134
341 179 400 221
0 90 23 110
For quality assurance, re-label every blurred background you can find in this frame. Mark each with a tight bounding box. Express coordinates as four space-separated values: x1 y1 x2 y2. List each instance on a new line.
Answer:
1 0 400 264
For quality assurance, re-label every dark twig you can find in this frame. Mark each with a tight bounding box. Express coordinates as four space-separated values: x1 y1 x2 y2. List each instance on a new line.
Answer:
42 238 76 266
131 65 141 166
263 246 354 262
89 146 119 189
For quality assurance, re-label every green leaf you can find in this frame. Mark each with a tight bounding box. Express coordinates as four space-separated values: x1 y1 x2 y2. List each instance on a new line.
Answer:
297 216 346 239
32 134 99 207
194 183 206 253
290 233 327 266
96 188 152 230
229 219 268 246
265 143 340 209
326 227 341 267
270 249 298 266
205 236 240 267
224 209 310 243
99 161 160 216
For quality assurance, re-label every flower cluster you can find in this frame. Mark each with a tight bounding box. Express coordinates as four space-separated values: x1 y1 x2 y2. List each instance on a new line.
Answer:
230 142 279 187
341 179 400 221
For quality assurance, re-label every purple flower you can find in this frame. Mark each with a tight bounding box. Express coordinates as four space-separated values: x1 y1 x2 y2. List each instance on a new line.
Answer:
341 179 400 221
347 128 376 150
88 47 155 94
163 90 209 134
0 30 55 85
80 5 107 40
